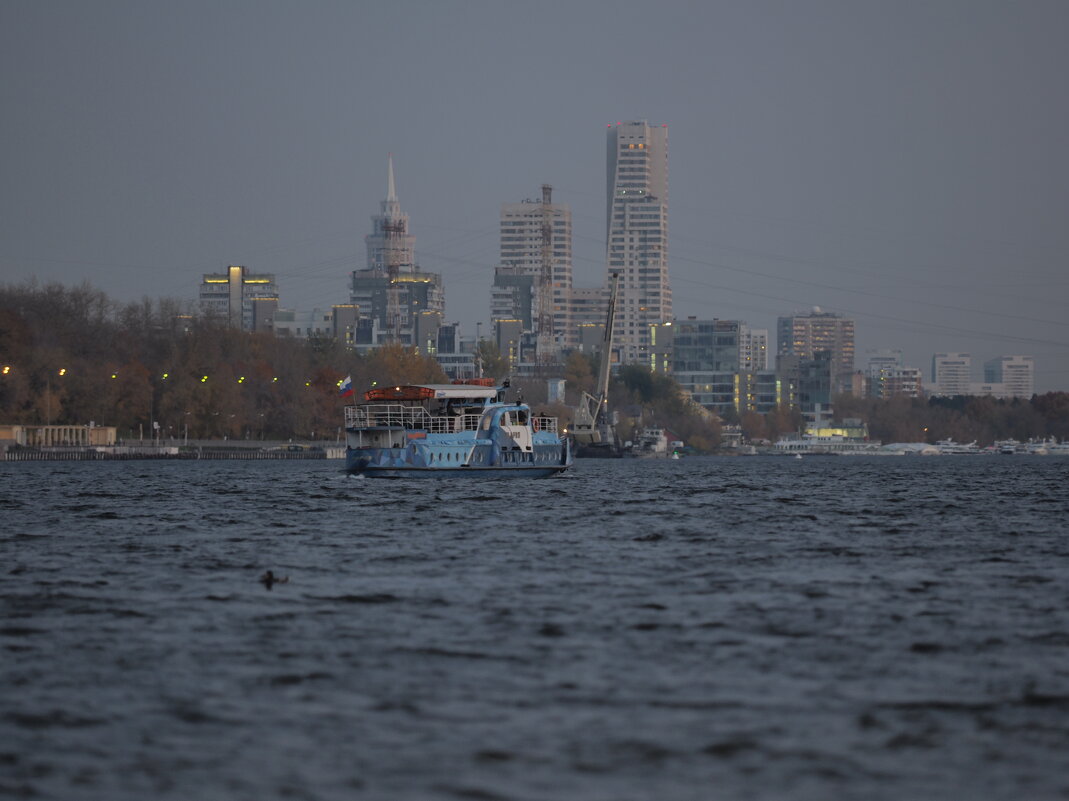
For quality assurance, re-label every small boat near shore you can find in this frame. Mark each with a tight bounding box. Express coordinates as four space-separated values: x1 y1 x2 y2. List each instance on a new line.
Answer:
772 433 881 455
343 380 572 478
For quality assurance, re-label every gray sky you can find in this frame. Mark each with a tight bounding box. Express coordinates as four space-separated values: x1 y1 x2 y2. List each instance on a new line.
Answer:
2 0 1067 391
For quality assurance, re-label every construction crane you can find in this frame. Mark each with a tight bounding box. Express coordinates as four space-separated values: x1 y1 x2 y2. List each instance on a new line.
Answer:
572 271 620 451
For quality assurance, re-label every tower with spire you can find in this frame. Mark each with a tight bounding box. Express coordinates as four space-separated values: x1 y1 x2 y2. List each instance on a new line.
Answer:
365 154 415 274
349 156 445 348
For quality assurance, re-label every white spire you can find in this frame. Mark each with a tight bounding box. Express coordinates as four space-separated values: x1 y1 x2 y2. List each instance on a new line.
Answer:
386 153 396 202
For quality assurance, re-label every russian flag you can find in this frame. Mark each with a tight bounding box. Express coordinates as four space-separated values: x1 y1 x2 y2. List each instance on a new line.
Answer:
338 375 354 398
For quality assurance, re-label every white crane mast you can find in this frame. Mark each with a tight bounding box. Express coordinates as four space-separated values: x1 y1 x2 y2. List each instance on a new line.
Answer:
572 272 619 444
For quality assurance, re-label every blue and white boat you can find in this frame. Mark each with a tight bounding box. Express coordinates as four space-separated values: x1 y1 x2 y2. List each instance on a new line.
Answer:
343 380 572 478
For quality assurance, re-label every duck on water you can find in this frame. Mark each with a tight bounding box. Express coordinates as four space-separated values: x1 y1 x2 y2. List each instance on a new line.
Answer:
259 570 288 589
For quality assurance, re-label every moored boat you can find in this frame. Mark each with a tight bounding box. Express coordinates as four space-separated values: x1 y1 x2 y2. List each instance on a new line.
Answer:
935 438 982 455
772 433 881 455
343 380 571 478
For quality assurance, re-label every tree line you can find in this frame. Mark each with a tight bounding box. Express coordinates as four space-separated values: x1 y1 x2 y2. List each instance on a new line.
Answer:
0 282 728 448
0 281 447 441
832 392 1069 446
5 281 1062 447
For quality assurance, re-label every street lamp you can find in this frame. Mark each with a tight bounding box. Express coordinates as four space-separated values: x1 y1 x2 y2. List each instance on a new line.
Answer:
46 367 67 426
154 372 170 445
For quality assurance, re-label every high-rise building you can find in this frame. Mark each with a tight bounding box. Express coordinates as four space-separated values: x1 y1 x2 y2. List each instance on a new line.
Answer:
495 188 573 350
272 305 359 341
567 286 611 340
880 367 924 398
866 350 922 398
794 351 835 425
490 267 534 330
740 326 768 372
199 265 278 330
777 308 855 393
984 355 1035 398
669 318 742 415
432 322 477 380
606 120 671 364
931 352 972 396
349 156 444 345
867 349 902 374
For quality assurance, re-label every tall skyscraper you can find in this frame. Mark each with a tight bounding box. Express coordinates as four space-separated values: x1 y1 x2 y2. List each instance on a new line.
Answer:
777 308 855 394
606 120 671 365
492 187 573 349
350 156 444 346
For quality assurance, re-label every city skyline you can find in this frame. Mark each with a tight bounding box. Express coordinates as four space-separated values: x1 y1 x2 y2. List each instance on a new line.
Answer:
2 2 1067 391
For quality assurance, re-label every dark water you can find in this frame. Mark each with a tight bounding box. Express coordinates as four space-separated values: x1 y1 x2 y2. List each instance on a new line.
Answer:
3 456 1069 801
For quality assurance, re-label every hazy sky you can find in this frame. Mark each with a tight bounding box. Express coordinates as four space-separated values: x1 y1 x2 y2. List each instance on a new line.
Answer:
2 1 1067 391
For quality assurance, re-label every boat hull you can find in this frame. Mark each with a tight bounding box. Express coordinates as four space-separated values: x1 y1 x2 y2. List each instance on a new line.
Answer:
344 438 571 478
345 460 569 478
574 442 626 458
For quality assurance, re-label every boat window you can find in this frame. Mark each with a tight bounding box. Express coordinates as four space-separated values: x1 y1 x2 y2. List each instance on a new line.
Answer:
517 411 528 425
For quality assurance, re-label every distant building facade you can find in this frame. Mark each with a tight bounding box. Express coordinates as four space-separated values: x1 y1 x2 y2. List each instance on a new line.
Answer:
670 318 742 415
879 366 924 398
777 308 855 394
495 189 573 349
658 318 780 417
568 285 611 343
931 352 972 396
741 328 769 372
0 424 116 447
490 267 535 331
866 350 923 398
272 305 359 343
199 265 279 330
981 355 1035 398
796 352 835 426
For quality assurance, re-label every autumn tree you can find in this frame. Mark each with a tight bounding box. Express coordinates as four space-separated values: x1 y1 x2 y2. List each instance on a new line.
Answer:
475 340 509 380
613 364 722 452
365 344 448 387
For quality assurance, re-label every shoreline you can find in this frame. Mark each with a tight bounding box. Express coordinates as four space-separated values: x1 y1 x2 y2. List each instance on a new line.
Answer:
0 441 345 461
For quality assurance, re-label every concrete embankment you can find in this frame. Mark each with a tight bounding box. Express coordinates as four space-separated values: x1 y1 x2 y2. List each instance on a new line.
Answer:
1 444 345 461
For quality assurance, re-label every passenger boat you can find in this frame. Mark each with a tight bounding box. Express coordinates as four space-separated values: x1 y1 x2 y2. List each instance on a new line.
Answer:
343 379 572 478
772 433 882 455
934 438 982 455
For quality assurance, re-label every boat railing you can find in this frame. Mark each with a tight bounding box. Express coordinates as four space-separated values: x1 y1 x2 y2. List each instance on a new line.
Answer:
533 416 558 435
345 404 482 433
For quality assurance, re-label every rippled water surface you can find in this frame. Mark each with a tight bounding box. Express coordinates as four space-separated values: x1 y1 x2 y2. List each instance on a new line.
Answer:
3 456 1069 800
